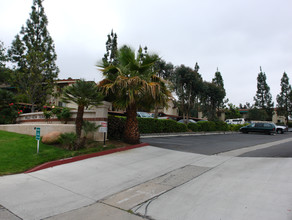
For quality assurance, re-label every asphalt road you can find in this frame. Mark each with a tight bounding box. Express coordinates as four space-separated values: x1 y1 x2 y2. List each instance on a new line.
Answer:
141 132 292 157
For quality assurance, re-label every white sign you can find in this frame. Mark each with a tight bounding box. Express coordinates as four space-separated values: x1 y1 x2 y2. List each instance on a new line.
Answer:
99 121 107 133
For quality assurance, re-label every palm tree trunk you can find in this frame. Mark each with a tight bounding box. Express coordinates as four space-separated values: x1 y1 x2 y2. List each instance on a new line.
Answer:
75 105 84 149
124 103 140 144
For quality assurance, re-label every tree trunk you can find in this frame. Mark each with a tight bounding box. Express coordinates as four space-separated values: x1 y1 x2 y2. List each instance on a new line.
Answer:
75 105 84 149
124 103 140 144
154 105 159 119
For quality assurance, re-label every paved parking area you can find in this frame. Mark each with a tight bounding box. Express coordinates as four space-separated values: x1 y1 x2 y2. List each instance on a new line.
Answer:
142 132 292 156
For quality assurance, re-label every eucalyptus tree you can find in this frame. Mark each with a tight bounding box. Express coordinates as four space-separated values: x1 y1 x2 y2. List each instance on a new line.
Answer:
8 0 58 112
200 81 226 121
99 45 170 144
172 63 203 122
276 72 291 124
154 59 174 80
150 59 174 118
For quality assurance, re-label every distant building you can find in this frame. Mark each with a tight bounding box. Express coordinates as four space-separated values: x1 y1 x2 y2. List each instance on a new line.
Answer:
47 78 77 108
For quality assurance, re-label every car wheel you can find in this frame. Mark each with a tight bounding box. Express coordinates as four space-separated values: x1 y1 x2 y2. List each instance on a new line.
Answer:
277 129 283 134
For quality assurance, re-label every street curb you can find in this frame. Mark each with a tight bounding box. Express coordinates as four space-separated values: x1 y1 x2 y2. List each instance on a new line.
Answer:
24 143 149 174
141 131 238 138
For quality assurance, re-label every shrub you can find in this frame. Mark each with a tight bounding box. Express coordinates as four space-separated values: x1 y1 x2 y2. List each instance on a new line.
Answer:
57 107 71 124
138 118 159 133
50 107 71 124
108 115 246 138
161 119 187 133
0 89 18 124
187 123 199 132
228 124 246 131
288 121 292 128
0 107 18 124
215 121 229 131
59 132 77 150
51 107 62 115
82 121 100 138
196 121 216 131
138 118 187 133
43 110 52 122
108 116 187 139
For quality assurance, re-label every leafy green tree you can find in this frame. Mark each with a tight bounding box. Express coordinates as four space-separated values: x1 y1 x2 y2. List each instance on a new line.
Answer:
99 45 170 144
154 59 174 80
201 82 226 121
8 0 59 112
253 67 274 120
150 58 174 118
239 102 251 109
172 63 203 122
276 72 291 124
225 103 242 119
247 107 268 121
62 79 104 149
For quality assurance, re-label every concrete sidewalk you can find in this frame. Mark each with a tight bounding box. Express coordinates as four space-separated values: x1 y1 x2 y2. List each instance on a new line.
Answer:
1 145 292 220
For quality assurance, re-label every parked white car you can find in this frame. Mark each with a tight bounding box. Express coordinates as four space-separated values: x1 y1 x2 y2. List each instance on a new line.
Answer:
225 118 245 125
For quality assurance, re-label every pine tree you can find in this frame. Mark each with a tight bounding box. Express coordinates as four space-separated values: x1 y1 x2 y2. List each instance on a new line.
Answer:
212 68 226 111
102 30 118 66
0 41 6 68
253 67 274 120
8 0 59 112
212 67 224 88
276 72 291 124
0 41 13 84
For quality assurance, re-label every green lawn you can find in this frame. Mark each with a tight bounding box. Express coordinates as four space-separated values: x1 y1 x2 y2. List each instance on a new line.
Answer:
0 130 122 176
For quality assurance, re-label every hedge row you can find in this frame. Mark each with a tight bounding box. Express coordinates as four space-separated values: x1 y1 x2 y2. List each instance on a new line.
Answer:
187 121 244 132
108 116 246 140
138 118 187 133
107 116 188 139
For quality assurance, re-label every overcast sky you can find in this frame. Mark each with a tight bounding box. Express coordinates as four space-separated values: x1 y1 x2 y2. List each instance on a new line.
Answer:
1 0 292 106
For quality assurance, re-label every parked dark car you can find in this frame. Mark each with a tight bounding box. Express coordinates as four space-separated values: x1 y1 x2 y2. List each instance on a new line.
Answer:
240 123 276 135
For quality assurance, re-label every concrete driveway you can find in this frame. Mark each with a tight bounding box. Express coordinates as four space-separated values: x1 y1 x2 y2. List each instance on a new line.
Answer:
1 143 292 220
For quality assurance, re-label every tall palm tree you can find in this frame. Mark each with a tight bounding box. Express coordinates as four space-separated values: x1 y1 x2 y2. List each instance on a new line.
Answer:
62 79 103 149
99 45 171 144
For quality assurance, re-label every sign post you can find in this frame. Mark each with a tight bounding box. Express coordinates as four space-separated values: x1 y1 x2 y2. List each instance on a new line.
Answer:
35 127 40 154
99 121 107 146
